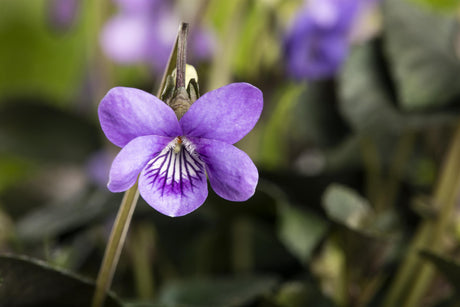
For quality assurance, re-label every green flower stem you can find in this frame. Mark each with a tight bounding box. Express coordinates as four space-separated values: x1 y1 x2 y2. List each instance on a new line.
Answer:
91 23 186 307
383 122 460 307
92 184 140 307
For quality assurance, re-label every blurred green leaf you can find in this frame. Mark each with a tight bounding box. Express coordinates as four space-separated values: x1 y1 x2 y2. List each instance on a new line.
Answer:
275 281 336 307
0 102 101 163
322 184 372 231
157 276 278 307
16 190 118 242
233 1 280 78
278 204 329 263
338 43 403 136
384 0 460 110
0 254 121 307
260 83 304 168
420 250 460 292
0 0 94 106
296 81 350 148
411 0 460 11
0 154 35 193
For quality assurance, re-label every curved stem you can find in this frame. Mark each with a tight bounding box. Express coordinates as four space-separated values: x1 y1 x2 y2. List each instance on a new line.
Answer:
383 122 460 307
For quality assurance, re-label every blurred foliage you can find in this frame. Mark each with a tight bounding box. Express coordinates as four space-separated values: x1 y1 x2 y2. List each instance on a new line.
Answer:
411 0 460 11
1 0 460 306
0 254 121 307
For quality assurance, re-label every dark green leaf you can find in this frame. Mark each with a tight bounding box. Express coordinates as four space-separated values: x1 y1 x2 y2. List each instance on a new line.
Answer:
275 281 336 307
322 184 372 231
0 254 121 307
16 190 119 242
383 0 460 110
278 204 329 263
158 276 278 307
0 102 101 163
338 43 403 136
420 250 460 291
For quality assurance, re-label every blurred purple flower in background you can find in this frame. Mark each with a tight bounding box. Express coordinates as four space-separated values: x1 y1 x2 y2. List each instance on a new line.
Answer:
100 0 214 71
47 0 80 31
98 83 263 217
284 0 379 80
86 150 116 188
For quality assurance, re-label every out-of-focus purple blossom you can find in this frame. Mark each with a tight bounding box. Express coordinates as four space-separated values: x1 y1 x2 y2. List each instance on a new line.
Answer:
100 0 214 71
98 83 263 217
86 150 116 188
284 0 380 80
47 0 80 31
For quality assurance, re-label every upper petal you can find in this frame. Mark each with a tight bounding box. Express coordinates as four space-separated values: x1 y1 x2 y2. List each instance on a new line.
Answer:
192 138 258 202
138 139 208 217
99 87 181 147
108 135 173 192
180 83 263 144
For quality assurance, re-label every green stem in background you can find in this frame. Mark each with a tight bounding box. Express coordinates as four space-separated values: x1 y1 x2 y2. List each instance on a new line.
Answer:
85 0 114 104
402 126 460 307
207 0 246 90
91 23 186 307
383 122 460 307
360 137 382 208
232 217 253 274
361 131 416 213
127 223 157 299
383 131 416 213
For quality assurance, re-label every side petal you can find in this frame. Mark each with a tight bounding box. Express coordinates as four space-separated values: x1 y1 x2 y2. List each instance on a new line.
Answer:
192 138 258 202
180 83 263 144
98 87 181 147
108 135 173 192
138 142 208 217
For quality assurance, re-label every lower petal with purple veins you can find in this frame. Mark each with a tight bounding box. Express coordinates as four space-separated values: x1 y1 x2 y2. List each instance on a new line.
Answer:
138 138 208 217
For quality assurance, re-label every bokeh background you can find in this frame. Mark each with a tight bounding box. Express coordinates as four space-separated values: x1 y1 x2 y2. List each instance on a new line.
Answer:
1 0 460 306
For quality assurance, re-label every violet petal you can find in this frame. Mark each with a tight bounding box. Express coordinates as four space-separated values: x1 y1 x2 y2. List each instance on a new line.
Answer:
98 87 181 147
192 138 258 202
108 135 173 192
114 0 157 12
180 83 263 145
284 13 348 80
138 139 208 217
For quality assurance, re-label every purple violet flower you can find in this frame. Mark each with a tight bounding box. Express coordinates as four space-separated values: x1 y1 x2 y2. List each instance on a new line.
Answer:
98 83 263 217
100 0 214 71
284 0 377 80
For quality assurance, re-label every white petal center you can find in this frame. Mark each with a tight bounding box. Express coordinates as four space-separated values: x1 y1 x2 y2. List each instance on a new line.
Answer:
143 137 205 196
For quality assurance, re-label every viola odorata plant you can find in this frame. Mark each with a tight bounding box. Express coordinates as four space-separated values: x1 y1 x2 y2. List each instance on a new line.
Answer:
98 83 263 217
